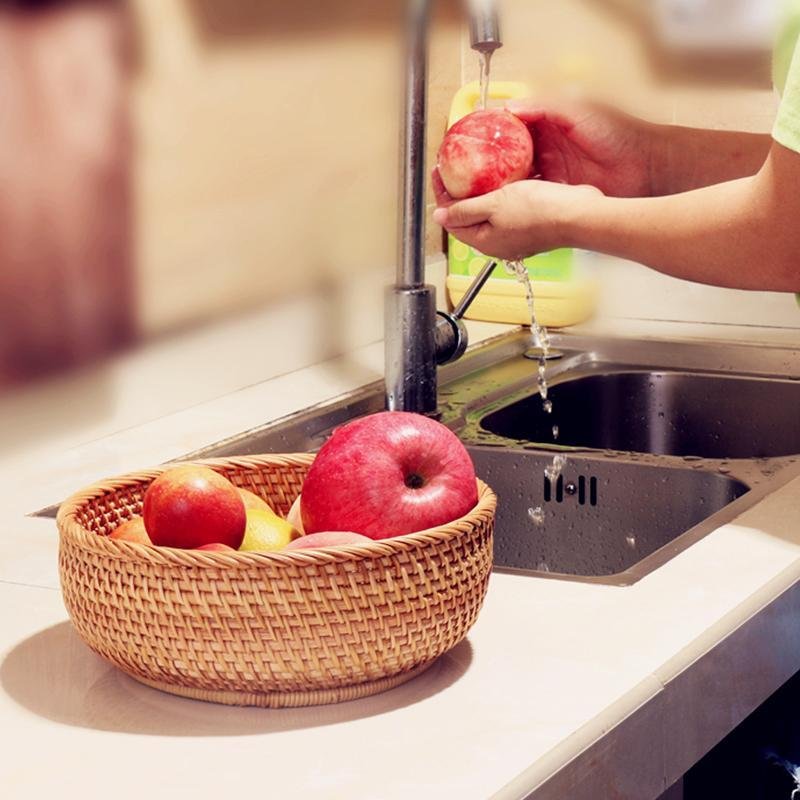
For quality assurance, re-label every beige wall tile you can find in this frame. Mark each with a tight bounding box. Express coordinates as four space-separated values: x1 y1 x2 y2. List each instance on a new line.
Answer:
133 0 460 335
671 88 778 132
427 19 462 206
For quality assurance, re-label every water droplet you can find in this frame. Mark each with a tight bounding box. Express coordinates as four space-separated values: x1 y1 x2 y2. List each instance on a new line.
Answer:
544 454 568 483
528 506 545 526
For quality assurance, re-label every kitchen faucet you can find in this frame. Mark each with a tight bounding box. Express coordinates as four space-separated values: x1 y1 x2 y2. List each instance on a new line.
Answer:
385 0 502 416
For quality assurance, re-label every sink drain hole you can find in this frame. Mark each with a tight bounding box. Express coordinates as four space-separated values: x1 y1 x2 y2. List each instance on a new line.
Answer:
544 475 597 506
543 475 599 506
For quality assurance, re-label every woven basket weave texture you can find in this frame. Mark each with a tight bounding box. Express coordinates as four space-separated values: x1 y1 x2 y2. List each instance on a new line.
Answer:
57 454 495 707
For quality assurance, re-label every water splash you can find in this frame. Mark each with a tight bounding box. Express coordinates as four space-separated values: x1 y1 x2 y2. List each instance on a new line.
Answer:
544 454 568 483
528 506 545 526
765 751 800 798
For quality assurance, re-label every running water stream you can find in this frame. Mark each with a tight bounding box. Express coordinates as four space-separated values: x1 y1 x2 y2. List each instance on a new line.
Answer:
504 260 567 533
478 51 492 110
504 260 556 428
477 54 565 539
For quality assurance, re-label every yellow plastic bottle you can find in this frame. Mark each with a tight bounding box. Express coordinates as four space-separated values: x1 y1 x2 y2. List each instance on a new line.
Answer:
444 81 597 328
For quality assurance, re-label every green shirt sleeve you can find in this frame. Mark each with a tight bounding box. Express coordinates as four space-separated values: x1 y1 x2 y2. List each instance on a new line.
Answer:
774 36 800 153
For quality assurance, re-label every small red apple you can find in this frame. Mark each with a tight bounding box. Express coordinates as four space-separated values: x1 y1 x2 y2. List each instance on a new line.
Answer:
195 542 236 552
437 109 534 199
109 516 151 545
143 466 246 549
284 531 371 550
301 411 478 540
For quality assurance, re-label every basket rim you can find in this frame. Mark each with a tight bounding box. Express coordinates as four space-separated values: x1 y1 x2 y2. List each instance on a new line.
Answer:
57 453 497 568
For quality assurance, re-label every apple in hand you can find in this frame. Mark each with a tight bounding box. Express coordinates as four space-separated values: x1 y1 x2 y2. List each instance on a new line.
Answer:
143 466 246 549
301 411 478 540
109 516 151 545
437 109 534 199
284 531 371 551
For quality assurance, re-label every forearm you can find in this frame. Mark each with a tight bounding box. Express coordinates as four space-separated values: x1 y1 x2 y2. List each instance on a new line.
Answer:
566 153 799 292
648 124 772 196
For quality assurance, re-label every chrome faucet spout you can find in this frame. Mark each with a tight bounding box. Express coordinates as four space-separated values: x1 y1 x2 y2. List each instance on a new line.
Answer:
468 0 502 54
385 0 503 415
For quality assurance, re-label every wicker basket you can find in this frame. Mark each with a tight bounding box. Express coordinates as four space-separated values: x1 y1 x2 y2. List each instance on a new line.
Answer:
57 454 495 708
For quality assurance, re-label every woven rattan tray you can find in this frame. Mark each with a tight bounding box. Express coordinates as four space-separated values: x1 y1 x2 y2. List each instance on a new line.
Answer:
57 454 495 708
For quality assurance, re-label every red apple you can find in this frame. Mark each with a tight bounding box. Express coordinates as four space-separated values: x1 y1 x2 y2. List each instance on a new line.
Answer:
143 465 246 549
109 516 151 545
437 109 534 199
284 531 371 550
301 411 478 540
195 542 236 552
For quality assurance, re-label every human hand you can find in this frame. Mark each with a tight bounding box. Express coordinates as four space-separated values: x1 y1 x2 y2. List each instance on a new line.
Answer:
507 99 655 198
432 168 601 262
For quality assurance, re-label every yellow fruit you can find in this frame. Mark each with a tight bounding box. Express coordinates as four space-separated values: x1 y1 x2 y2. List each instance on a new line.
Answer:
237 488 274 513
239 509 300 552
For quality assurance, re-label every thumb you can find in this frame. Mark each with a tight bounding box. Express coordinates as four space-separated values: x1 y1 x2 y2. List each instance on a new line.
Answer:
433 195 493 230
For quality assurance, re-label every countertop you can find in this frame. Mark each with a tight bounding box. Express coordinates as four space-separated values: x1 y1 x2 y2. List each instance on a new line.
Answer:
2 307 800 800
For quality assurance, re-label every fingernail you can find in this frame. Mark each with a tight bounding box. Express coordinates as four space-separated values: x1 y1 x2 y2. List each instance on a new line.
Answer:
432 208 448 226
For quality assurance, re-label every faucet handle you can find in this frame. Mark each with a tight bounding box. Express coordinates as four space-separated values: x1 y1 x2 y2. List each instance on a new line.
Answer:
452 259 498 319
435 259 498 365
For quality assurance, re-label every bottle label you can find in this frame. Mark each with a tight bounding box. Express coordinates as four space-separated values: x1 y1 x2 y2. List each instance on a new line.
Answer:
448 235 573 282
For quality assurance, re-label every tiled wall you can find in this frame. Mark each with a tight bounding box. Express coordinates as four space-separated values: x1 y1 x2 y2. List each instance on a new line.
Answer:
133 0 462 335
133 0 781 336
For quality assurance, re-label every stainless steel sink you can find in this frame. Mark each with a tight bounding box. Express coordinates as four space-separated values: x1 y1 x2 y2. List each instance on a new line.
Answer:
480 371 800 459
469 446 749 581
168 331 800 584
37 331 800 585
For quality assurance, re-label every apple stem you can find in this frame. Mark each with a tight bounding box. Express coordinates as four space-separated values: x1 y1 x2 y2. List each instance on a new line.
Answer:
404 473 426 490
